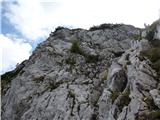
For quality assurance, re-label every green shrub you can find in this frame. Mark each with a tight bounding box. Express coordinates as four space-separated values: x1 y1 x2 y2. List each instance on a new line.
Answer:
132 34 141 40
85 54 98 63
46 81 62 91
152 59 160 75
68 90 76 98
65 57 76 65
120 90 131 106
89 23 121 31
33 76 45 83
149 110 160 120
70 40 83 55
143 96 159 110
1 66 24 95
110 91 121 103
145 19 160 47
2 68 22 82
70 40 99 63
101 70 108 81
146 29 155 41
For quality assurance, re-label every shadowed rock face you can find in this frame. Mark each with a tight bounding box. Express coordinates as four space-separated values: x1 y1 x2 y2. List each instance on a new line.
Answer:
2 23 160 120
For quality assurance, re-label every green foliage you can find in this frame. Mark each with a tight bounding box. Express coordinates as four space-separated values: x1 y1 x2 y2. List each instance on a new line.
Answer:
126 61 131 65
46 81 62 92
145 19 160 47
120 90 131 106
89 23 121 31
68 90 76 116
145 21 156 41
146 29 155 41
152 59 160 75
132 34 142 40
70 40 99 63
85 54 99 63
140 48 160 62
135 110 160 120
70 40 83 55
68 90 76 98
1 66 23 95
2 68 22 82
143 96 159 110
101 70 108 81
149 110 160 120
65 57 76 65
110 91 121 103
33 76 45 83
110 90 131 108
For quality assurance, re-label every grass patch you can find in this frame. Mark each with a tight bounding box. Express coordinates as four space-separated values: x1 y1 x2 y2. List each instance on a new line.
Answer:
68 90 76 98
140 47 160 62
113 89 131 119
68 90 76 116
146 29 155 41
120 90 131 107
85 54 99 63
145 19 160 47
2 68 22 82
101 70 108 81
143 96 159 110
46 81 63 92
70 40 99 63
132 34 141 40
33 76 45 83
89 23 121 31
152 59 160 75
110 91 121 103
65 57 76 65
149 110 160 120
70 40 83 55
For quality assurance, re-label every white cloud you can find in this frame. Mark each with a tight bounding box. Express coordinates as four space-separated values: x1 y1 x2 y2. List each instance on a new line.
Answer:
4 0 63 40
4 0 160 41
0 34 32 74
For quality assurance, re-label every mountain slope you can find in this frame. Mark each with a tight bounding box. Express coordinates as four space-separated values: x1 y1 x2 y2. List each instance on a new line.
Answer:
2 22 160 120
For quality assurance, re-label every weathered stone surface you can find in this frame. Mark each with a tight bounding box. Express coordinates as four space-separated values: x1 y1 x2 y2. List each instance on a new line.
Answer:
150 89 160 109
2 23 160 120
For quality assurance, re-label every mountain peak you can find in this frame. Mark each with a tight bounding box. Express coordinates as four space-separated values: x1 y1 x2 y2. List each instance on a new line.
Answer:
2 21 160 120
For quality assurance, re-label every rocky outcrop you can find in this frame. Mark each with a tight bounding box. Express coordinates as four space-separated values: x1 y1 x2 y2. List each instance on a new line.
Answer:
2 23 160 120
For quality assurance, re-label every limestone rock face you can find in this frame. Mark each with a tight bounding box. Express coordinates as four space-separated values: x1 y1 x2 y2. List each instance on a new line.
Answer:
2 23 160 120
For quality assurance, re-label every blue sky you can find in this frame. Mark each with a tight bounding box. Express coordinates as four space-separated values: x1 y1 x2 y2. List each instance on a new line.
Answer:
0 0 160 74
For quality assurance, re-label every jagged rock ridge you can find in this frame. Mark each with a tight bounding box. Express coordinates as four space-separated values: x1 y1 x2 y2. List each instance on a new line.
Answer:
2 21 160 120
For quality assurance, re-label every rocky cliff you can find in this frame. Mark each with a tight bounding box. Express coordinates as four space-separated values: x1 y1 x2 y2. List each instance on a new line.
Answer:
2 21 160 120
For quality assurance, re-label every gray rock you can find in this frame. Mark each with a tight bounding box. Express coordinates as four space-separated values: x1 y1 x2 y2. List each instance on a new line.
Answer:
2 23 160 120
150 89 160 109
